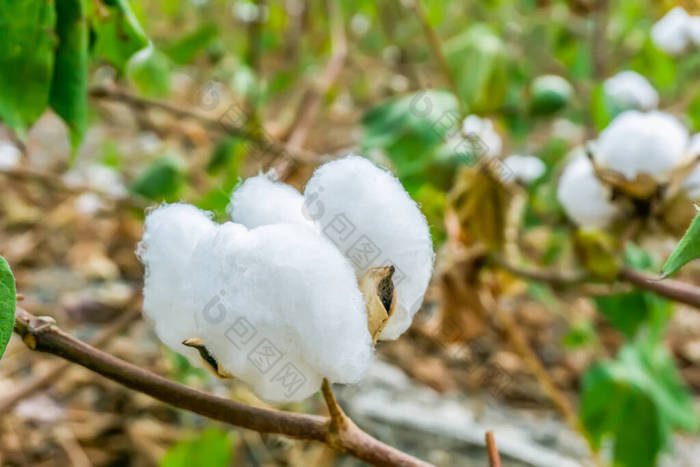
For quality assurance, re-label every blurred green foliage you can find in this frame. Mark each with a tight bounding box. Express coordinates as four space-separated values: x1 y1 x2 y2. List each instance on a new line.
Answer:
161 428 234 467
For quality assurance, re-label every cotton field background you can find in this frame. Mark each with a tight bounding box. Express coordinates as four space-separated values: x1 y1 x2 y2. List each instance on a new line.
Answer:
2 1 700 466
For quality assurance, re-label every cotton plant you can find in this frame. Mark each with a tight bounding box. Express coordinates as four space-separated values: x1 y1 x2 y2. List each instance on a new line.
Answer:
603 71 659 111
557 147 619 229
651 7 700 55
138 155 434 402
503 154 545 184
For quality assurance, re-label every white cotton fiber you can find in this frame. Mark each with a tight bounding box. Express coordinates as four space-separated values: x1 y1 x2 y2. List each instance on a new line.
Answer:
557 149 618 229
188 222 373 402
304 155 434 340
138 204 216 362
603 71 658 111
595 111 689 182
228 173 314 228
652 7 692 55
503 154 545 184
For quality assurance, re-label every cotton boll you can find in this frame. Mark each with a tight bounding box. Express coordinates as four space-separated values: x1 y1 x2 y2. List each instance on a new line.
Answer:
651 7 691 55
228 173 314 228
138 204 216 362
0 140 21 169
189 222 372 402
503 154 546 184
303 155 434 340
461 115 502 157
603 71 659 111
595 111 689 182
557 150 619 229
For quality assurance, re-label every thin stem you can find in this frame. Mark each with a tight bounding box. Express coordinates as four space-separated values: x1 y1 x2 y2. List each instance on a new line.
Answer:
411 0 462 110
485 430 501 467
88 86 316 165
321 378 348 432
13 307 432 467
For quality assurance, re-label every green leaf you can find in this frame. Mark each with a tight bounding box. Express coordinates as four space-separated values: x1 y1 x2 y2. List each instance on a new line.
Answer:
50 0 89 152
126 45 171 97
445 24 508 113
163 24 218 65
130 155 184 201
92 0 148 71
0 255 16 360
594 291 670 338
361 90 460 192
581 341 699 467
161 428 233 467
0 0 57 136
661 209 700 278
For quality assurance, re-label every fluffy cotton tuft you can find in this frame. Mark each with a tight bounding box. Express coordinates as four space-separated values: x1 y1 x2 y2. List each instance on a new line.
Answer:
603 71 658 111
503 154 546 183
595 111 689 182
557 149 619 229
139 206 373 402
188 222 372 401
137 204 216 362
228 173 314 228
303 155 434 340
652 7 692 55
461 115 502 157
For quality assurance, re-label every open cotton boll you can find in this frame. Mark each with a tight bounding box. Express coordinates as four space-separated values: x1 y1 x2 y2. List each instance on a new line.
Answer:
188 222 373 402
652 7 692 55
603 71 659 111
138 204 216 362
595 111 689 182
557 151 618 229
689 17 700 46
461 115 502 158
227 173 314 228
303 155 434 340
503 154 546 184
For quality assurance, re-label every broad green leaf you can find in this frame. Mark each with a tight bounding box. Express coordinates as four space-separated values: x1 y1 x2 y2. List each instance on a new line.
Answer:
661 209 700 278
51 0 89 152
161 428 233 467
445 24 508 113
0 255 16 360
594 291 670 338
130 155 183 201
361 90 460 193
0 0 56 136
581 341 699 467
126 45 171 97
92 0 148 71
207 137 245 175
163 24 218 65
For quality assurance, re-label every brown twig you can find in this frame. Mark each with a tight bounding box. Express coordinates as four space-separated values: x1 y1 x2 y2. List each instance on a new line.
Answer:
493 255 700 309
410 0 462 109
485 430 501 467
0 297 142 412
12 307 432 467
88 86 316 165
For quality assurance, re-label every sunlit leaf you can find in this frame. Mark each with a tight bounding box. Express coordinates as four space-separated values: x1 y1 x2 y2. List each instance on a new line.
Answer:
161 428 233 467
661 209 700 278
127 45 171 97
0 0 56 136
0 255 16 360
92 0 149 71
